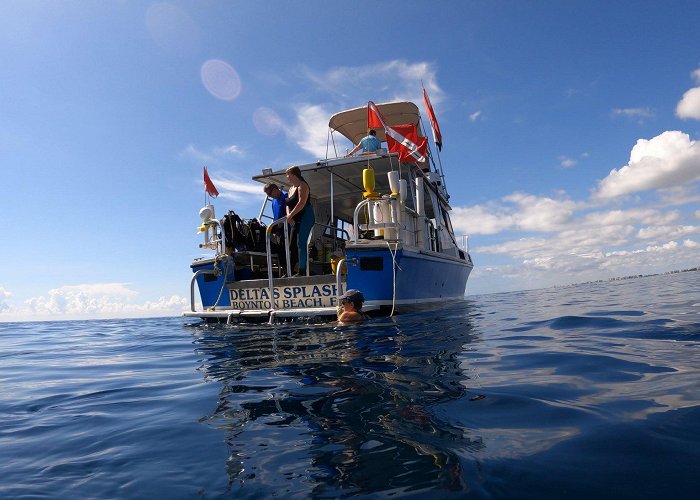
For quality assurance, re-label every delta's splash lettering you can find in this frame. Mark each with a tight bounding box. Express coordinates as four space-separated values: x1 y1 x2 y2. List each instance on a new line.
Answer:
230 284 338 309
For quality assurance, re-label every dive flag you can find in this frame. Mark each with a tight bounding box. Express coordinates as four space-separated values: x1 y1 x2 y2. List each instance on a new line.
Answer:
385 123 428 163
422 87 442 151
367 100 386 129
203 166 219 198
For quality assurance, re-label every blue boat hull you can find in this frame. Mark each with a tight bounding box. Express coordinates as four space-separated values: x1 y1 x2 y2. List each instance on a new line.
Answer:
191 257 236 308
345 247 471 308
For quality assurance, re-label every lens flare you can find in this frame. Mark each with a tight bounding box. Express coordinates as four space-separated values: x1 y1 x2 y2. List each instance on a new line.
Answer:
200 59 241 101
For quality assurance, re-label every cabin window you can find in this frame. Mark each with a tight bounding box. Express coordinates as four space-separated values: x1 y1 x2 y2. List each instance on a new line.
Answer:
324 217 353 240
441 207 455 235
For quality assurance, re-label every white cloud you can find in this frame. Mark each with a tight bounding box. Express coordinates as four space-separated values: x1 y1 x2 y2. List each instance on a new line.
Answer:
450 205 513 235
451 193 576 235
469 111 482 122
581 208 679 227
559 155 576 168
676 67 700 120
502 193 576 231
611 107 654 119
286 103 333 158
181 143 245 163
0 287 12 313
19 283 188 320
214 145 244 156
656 185 700 207
637 225 700 241
213 176 264 202
303 60 443 106
595 131 700 199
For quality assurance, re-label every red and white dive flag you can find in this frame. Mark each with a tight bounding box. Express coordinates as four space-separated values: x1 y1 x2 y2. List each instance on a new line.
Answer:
367 101 427 163
385 124 428 163
422 87 442 152
203 166 219 198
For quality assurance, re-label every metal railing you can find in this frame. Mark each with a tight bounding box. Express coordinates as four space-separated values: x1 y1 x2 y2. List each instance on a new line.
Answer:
200 218 226 255
189 269 217 312
352 197 401 243
265 217 291 309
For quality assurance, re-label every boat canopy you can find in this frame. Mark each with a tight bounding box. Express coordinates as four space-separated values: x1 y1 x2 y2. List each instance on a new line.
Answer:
252 154 450 223
329 101 421 145
253 156 402 206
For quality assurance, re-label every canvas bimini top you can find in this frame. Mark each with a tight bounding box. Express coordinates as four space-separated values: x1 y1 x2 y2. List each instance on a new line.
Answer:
328 101 421 145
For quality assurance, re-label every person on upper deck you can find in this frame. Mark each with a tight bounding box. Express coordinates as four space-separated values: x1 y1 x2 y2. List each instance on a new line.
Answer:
285 166 314 277
345 129 382 157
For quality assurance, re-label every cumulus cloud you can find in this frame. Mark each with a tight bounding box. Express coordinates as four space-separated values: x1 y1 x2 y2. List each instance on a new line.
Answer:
457 190 700 294
22 283 188 320
450 205 514 235
504 193 577 231
581 208 679 227
637 225 700 241
286 103 333 158
676 66 700 120
595 131 700 199
451 193 576 235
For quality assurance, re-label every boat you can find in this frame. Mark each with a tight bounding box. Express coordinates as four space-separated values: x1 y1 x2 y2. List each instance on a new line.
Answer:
184 100 473 323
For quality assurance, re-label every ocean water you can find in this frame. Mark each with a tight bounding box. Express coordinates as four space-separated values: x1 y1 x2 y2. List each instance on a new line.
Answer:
1 272 699 499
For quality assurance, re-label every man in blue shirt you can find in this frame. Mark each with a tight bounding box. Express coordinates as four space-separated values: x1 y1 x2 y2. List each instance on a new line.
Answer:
346 129 382 157
264 183 291 273
264 183 288 222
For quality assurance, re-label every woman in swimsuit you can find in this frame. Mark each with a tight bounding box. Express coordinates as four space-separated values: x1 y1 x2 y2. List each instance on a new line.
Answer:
285 166 314 276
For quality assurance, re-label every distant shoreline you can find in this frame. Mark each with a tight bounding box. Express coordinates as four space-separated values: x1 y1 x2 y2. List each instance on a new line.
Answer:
582 266 700 285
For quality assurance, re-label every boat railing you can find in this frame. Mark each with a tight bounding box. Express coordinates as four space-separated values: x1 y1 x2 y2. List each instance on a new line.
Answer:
200 218 226 256
189 269 218 312
265 217 291 309
352 198 401 243
460 235 470 253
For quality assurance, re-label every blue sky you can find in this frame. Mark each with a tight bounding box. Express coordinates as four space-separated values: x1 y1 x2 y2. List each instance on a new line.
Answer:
2 1 700 321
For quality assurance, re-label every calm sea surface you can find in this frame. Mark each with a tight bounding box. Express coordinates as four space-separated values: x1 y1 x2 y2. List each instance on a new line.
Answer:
2 272 699 498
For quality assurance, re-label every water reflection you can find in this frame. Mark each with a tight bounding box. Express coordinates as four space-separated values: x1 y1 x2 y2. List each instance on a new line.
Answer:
193 311 482 495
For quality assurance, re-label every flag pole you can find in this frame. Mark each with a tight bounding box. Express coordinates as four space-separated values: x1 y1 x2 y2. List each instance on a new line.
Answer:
420 84 449 198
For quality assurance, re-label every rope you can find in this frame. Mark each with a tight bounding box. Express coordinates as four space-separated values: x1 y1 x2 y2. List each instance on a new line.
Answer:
211 256 231 309
386 241 402 316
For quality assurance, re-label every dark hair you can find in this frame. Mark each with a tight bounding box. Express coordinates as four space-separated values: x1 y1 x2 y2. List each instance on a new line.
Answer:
264 183 278 196
285 166 305 181
369 129 377 136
